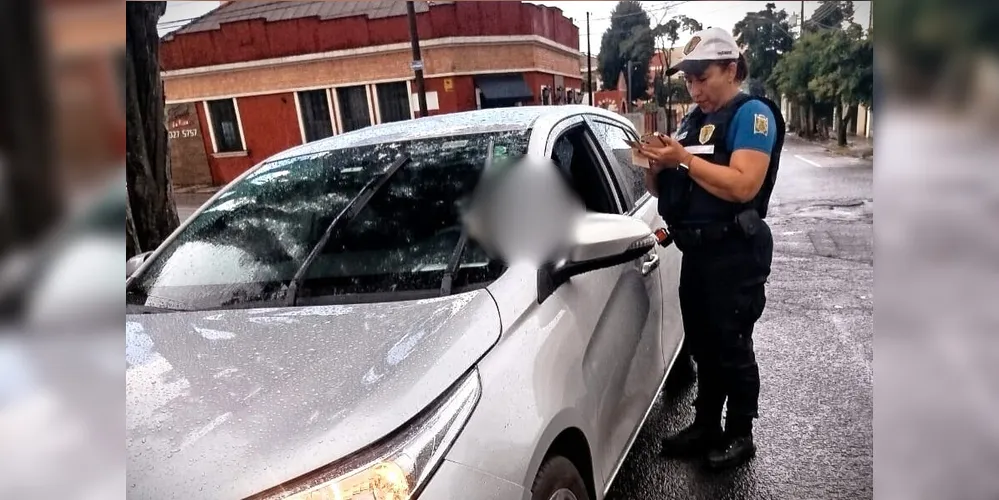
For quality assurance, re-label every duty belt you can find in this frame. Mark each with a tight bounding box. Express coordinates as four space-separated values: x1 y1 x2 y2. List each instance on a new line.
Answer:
669 220 740 250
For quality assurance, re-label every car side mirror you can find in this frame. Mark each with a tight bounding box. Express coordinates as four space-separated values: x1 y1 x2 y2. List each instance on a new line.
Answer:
126 251 153 279
537 212 656 303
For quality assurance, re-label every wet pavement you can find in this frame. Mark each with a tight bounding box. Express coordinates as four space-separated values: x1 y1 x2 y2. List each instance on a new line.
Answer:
606 137 873 500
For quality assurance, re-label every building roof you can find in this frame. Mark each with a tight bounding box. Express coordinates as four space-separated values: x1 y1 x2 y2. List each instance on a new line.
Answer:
170 1 453 36
263 106 606 164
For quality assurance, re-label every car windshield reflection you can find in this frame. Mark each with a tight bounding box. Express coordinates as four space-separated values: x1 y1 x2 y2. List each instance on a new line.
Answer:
126 130 530 312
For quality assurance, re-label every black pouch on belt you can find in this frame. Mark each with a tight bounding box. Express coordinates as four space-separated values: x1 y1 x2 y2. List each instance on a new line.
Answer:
734 209 762 238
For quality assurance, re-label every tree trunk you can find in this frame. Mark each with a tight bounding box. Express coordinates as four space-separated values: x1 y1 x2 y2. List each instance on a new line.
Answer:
126 189 140 259
806 103 816 140
836 101 848 147
126 1 179 254
0 1 61 255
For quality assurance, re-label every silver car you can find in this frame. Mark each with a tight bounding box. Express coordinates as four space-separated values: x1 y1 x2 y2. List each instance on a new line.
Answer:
126 106 685 500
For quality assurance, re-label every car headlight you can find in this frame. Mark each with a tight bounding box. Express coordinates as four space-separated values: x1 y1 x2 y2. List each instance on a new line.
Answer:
250 369 481 500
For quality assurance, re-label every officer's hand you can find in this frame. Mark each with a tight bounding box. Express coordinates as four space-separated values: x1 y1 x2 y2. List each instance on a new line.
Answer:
638 134 689 167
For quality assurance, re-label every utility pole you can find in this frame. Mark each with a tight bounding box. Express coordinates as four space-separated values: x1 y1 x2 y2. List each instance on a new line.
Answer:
800 0 805 35
868 0 873 32
586 12 593 106
406 1 428 117
626 61 632 113
666 50 673 135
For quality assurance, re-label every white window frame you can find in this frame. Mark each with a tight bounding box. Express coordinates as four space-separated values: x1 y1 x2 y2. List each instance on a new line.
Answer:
406 80 415 119
366 85 377 127
330 88 343 134
203 98 246 154
293 92 306 144
370 84 382 124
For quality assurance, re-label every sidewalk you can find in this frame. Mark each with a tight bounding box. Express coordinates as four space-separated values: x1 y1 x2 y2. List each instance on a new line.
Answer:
173 184 221 195
790 133 874 159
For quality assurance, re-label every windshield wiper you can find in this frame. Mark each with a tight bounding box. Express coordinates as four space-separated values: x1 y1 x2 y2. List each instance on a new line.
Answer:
440 139 494 296
440 230 469 296
285 153 412 306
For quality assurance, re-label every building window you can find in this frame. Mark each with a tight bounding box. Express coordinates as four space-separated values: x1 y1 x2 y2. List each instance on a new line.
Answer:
541 86 550 105
206 98 243 153
297 89 334 142
376 81 411 124
336 85 371 133
566 88 574 105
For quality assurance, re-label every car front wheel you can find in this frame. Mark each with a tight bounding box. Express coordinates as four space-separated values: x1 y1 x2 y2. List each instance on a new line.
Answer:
531 455 591 500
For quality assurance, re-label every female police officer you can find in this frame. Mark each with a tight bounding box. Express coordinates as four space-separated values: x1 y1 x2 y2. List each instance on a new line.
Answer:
638 27 785 469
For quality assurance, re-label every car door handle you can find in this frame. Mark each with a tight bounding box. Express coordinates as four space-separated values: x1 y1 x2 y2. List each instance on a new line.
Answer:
641 253 660 276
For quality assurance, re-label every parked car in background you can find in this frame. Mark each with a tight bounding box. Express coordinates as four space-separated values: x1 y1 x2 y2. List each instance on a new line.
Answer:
125 106 686 500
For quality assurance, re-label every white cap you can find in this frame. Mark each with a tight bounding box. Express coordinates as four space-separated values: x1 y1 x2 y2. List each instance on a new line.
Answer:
666 27 742 77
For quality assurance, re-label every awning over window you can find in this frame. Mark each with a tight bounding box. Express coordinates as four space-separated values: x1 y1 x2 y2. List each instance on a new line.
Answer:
474 73 534 102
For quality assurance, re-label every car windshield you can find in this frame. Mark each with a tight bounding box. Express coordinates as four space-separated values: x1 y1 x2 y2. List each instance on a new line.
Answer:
126 130 530 312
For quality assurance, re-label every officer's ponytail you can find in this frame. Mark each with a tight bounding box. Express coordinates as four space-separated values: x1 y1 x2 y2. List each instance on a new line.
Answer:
735 54 749 82
711 55 749 83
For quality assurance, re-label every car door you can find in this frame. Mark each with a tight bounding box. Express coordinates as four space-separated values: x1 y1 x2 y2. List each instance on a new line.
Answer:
585 116 684 370
542 118 667 486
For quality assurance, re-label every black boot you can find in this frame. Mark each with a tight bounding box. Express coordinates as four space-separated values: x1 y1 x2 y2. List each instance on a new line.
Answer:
706 418 756 469
661 416 722 458
666 352 696 391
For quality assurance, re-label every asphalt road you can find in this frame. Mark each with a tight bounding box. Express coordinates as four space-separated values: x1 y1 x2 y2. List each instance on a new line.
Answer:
606 137 873 500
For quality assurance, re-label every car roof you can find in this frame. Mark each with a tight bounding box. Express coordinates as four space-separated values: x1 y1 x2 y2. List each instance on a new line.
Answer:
264 105 626 163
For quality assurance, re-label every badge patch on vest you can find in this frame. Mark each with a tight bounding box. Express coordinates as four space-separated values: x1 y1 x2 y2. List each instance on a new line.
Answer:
698 124 715 144
754 114 769 136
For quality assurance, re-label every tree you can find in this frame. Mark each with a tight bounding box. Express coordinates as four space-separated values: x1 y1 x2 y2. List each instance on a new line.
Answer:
653 74 691 107
598 1 655 102
771 20 873 145
126 1 179 258
733 3 794 97
652 14 701 133
806 23 873 145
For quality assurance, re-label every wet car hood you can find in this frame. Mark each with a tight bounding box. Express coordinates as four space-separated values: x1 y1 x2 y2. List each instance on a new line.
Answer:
126 291 500 499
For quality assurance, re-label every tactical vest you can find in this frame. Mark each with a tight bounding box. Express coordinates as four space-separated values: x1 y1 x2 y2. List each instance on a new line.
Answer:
656 93 786 228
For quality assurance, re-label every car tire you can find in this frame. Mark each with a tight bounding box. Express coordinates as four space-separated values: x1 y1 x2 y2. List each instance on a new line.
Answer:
531 455 591 500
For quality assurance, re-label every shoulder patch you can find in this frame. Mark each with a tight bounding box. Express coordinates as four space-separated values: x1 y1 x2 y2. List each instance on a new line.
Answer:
753 114 769 136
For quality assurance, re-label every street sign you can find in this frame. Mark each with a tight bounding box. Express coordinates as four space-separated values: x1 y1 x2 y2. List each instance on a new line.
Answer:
410 60 424 71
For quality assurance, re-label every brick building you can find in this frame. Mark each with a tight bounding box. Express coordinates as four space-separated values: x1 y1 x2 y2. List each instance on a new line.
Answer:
161 1 583 186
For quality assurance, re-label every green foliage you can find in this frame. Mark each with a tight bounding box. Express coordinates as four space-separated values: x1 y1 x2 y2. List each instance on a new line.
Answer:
653 74 691 106
733 3 794 97
771 20 872 108
653 15 702 48
651 14 702 81
876 0 999 98
598 1 655 98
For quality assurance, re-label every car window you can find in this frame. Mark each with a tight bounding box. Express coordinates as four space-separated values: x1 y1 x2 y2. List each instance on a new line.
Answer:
548 125 622 215
126 130 530 312
588 120 648 210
